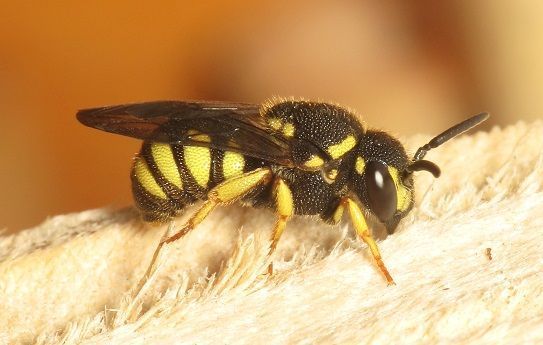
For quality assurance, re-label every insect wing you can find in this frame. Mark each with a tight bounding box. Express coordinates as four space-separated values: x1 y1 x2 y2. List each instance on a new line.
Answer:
77 101 294 166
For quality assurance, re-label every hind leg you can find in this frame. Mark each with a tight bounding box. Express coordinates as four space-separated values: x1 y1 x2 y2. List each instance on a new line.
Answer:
137 168 273 289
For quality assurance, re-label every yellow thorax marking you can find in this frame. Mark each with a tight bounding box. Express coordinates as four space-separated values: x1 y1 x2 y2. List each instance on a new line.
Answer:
134 156 167 198
151 143 182 188
282 123 295 138
267 117 295 139
355 156 366 175
223 151 245 178
327 135 356 159
326 168 338 181
275 179 294 217
304 154 324 168
387 166 411 212
268 117 283 130
184 145 211 188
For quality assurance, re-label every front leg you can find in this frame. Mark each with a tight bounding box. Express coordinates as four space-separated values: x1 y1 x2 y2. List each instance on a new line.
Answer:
340 197 395 285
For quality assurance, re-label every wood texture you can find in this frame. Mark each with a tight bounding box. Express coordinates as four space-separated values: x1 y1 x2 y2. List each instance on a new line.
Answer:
1 121 542 344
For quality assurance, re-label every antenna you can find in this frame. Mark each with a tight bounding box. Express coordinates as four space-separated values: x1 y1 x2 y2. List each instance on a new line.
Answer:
406 112 489 177
413 113 489 161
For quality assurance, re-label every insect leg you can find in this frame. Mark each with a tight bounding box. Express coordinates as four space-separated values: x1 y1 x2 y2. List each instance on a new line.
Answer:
163 167 273 244
138 167 273 288
342 197 395 285
267 178 294 274
138 197 218 290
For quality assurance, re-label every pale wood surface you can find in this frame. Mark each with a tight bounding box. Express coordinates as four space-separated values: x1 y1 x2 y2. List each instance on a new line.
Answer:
1 121 542 344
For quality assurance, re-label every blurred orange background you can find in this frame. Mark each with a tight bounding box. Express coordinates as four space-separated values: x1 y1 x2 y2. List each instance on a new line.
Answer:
1 1 542 233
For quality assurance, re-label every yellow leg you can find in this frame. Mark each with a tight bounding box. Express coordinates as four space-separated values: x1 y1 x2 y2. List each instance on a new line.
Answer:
342 197 395 285
269 216 288 255
267 216 288 274
163 167 272 244
267 178 294 274
138 168 272 289
163 200 216 244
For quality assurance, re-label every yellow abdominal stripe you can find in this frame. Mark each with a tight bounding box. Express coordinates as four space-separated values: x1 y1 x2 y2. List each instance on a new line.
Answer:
151 143 182 188
184 145 211 188
189 133 212 143
387 166 411 212
134 156 167 199
327 135 356 159
223 151 245 178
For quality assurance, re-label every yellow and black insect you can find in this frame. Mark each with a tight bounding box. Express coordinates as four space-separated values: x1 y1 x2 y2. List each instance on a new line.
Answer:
77 99 488 284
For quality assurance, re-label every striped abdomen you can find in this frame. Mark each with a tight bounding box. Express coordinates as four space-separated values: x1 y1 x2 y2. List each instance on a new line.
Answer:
131 141 265 221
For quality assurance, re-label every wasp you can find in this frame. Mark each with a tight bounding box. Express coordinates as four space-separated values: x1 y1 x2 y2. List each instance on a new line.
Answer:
77 99 488 284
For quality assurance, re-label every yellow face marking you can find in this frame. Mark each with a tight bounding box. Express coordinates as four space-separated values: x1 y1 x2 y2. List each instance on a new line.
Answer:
327 135 356 159
304 154 324 168
388 166 411 212
223 151 245 179
355 156 366 175
275 179 294 217
184 145 211 188
150 143 182 189
282 122 295 138
268 117 283 130
133 156 167 199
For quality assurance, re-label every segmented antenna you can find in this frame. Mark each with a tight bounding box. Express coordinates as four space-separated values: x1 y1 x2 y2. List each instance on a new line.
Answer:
405 112 489 178
413 112 489 161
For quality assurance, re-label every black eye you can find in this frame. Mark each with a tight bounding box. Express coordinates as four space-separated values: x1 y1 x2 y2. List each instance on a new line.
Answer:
364 161 397 223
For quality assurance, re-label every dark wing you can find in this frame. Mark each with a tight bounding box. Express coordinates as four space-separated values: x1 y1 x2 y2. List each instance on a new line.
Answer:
77 100 294 166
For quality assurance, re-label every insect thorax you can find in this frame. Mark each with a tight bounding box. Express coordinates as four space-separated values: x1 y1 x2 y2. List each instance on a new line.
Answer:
263 100 364 168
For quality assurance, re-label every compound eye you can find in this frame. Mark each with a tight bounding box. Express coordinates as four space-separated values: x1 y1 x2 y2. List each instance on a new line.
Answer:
364 161 397 223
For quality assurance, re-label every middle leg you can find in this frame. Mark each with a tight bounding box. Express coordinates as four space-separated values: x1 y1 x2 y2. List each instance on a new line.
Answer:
267 177 294 274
